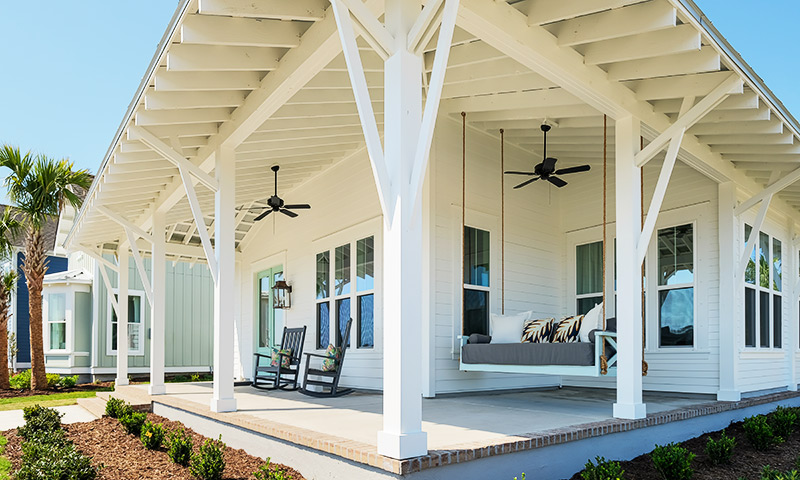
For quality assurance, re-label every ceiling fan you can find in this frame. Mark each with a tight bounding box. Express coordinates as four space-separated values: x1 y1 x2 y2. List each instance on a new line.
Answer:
504 124 591 189
252 165 311 221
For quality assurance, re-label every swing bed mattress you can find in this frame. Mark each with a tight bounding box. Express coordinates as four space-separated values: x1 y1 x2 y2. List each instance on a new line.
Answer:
461 342 596 367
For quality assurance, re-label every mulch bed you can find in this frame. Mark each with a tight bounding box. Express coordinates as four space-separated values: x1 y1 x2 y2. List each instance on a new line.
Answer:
569 417 800 480
0 382 114 398
3 413 305 480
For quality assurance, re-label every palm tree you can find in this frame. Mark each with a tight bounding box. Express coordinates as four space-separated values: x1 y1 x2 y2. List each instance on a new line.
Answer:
0 208 20 389
0 146 92 390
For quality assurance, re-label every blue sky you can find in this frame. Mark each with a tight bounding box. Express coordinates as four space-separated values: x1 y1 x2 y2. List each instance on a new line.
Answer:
0 1 798 177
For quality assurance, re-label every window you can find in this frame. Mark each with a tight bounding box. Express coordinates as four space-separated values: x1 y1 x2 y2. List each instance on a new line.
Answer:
256 267 283 353
47 293 67 351
576 241 603 315
110 293 144 355
744 224 782 348
463 226 490 336
657 224 694 347
316 235 375 350
356 236 374 348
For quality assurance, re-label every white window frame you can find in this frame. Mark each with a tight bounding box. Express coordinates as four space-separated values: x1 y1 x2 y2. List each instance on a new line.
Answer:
742 223 783 351
463 224 492 337
106 289 146 356
312 217 382 352
44 291 69 353
653 221 697 349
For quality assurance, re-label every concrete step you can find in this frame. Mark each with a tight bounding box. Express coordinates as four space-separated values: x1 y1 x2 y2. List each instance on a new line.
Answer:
100 385 152 410
76 397 106 419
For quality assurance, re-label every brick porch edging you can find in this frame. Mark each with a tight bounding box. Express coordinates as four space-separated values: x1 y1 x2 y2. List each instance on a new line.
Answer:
151 390 800 475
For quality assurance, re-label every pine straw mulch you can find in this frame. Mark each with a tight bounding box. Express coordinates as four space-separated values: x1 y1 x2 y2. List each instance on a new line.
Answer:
3 413 305 480
569 416 800 480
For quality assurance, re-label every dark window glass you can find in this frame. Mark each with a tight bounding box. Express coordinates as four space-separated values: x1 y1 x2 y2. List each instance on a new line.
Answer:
576 241 603 295
659 288 694 346
774 295 782 348
357 237 374 292
759 291 770 348
744 224 756 285
745 287 756 347
773 238 782 292
317 302 330 349
658 225 694 286
336 298 350 347
464 227 490 287
316 252 330 300
463 289 489 336
577 296 603 316
335 244 351 296
358 294 374 348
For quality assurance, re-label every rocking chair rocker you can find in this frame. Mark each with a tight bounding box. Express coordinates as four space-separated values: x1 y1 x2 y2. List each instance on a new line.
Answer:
300 318 353 398
252 326 307 391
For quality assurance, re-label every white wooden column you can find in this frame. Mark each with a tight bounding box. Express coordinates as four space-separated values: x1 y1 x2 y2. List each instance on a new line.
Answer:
115 245 130 387
717 181 741 401
613 115 646 419
376 0 427 460
787 219 798 392
211 144 237 413
149 210 166 395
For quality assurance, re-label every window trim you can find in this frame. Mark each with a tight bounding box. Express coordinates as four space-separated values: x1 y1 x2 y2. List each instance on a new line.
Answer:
743 223 783 351
44 292 69 353
106 289 146 357
654 222 697 349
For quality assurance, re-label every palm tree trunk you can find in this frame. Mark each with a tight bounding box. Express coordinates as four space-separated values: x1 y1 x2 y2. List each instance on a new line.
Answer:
0 286 10 390
22 227 47 390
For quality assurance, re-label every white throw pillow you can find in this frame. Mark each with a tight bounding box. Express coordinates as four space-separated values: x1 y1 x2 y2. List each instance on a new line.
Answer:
490 311 532 344
578 302 603 343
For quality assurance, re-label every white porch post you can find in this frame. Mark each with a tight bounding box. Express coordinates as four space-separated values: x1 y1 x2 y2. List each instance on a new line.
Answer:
788 219 798 392
376 0 427 459
211 145 237 413
149 210 166 395
613 115 646 419
717 181 741 401
116 245 129 387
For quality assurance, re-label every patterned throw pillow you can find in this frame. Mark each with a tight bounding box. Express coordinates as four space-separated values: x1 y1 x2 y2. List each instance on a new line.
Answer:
552 315 583 343
270 348 293 368
322 344 342 372
521 318 554 343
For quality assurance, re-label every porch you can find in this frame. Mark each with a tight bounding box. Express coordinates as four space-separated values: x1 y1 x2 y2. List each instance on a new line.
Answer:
103 383 800 479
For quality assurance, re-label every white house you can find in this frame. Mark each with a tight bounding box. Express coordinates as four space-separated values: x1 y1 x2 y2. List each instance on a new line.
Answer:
63 0 800 463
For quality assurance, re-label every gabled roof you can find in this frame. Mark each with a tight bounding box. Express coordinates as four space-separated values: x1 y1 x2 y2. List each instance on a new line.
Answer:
43 268 92 285
0 204 59 254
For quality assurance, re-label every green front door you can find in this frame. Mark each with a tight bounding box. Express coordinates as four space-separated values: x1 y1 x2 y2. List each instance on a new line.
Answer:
256 266 284 355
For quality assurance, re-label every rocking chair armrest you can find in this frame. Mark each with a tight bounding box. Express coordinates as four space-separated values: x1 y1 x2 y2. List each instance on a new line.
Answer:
304 352 331 360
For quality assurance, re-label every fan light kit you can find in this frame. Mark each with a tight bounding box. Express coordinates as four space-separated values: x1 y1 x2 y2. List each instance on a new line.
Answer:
504 124 591 189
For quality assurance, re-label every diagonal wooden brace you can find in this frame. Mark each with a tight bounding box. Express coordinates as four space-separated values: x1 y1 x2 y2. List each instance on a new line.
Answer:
338 0 395 59
737 193 773 278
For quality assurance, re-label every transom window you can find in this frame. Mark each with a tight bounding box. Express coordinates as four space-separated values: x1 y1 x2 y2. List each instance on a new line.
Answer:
744 224 782 349
657 224 695 347
463 226 490 336
316 235 375 350
109 292 144 355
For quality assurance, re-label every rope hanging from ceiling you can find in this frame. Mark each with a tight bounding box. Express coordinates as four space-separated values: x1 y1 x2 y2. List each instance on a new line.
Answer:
600 115 609 375
461 111 467 339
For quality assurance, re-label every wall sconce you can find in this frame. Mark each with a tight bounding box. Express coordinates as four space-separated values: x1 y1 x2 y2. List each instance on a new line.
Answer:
272 280 292 309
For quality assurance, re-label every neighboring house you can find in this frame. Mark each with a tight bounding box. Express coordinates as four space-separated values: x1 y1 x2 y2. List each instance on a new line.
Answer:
40 202 214 381
58 0 800 462
0 206 68 370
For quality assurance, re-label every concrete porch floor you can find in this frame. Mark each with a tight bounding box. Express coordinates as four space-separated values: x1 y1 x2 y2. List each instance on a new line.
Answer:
130 383 709 450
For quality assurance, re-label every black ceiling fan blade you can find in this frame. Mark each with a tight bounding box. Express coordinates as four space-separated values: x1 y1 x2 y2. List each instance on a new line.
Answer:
504 171 535 176
543 157 558 173
555 165 591 175
254 210 273 221
283 204 311 210
548 176 567 188
279 209 299 218
513 177 540 189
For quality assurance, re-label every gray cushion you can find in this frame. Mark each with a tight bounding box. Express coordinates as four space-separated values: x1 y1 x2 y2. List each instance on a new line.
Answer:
467 334 492 344
461 342 595 366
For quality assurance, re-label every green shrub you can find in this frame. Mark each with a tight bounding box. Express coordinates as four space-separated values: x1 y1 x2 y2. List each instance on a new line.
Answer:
104 397 127 418
17 405 63 440
190 436 226 480
140 421 166 450
119 411 147 436
10 369 31 389
254 458 290 480
651 443 695 480
58 375 78 388
705 430 735 465
761 466 800 480
46 373 61 388
581 456 625 480
772 406 797 438
744 415 783 450
167 429 194 466
16 440 97 480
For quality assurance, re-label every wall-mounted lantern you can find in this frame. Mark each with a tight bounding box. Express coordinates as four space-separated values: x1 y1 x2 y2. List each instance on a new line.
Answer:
272 280 292 309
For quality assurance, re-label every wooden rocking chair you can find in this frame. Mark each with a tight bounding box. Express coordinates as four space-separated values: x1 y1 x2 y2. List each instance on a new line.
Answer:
300 318 353 398
252 326 307 391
